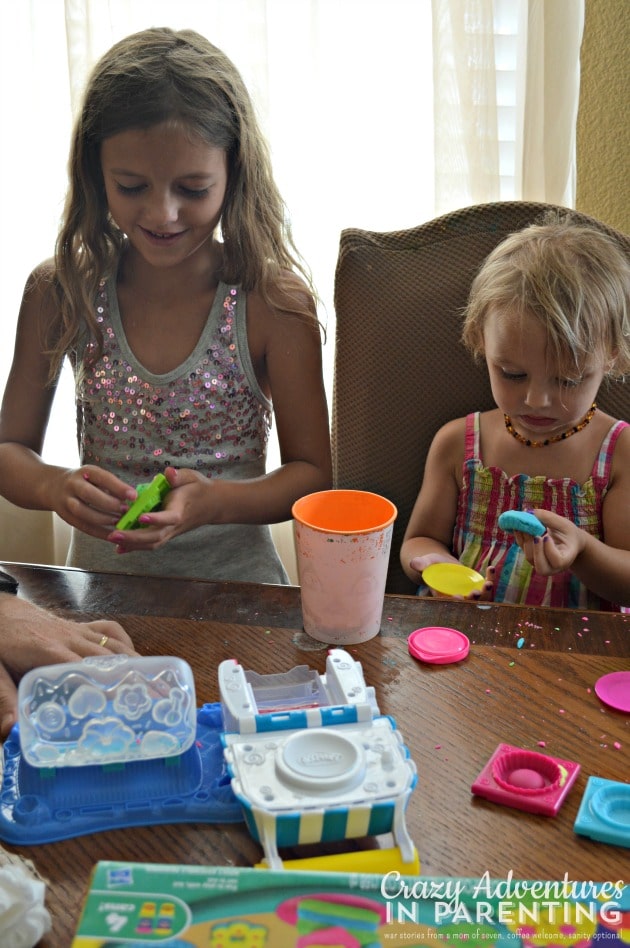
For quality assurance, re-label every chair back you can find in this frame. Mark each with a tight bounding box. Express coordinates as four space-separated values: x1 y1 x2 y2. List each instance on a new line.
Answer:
332 201 630 593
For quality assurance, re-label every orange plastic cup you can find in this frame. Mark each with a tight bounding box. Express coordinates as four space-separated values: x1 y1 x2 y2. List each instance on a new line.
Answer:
292 490 397 645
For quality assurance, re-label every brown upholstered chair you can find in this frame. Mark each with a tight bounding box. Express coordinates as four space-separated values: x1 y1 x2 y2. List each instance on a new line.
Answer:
332 201 630 594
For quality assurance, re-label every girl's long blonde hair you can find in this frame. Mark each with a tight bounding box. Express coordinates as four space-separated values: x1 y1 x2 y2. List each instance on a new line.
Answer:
49 27 315 381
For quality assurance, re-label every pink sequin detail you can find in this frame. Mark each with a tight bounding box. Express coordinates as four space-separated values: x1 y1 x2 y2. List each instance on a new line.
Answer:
77 284 270 479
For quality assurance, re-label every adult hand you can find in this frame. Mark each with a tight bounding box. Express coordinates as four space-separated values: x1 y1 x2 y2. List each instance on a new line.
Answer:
0 595 138 738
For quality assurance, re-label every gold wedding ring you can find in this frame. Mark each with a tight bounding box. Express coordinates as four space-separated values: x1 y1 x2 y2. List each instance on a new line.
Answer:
99 635 109 648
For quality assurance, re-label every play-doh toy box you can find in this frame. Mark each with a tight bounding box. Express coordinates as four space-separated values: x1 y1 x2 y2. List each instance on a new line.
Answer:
218 651 418 871
71 862 629 947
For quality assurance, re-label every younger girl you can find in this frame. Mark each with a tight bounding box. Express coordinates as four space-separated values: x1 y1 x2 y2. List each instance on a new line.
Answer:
0 28 331 583
401 217 630 610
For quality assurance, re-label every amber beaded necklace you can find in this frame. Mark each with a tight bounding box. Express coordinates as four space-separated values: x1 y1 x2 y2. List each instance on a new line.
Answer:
503 402 597 447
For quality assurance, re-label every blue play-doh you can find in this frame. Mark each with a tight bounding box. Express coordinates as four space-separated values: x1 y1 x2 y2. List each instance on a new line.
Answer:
498 510 546 537
0 703 242 846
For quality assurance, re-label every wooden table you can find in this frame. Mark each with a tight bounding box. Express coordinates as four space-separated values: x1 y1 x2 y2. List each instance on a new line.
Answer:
1 563 628 945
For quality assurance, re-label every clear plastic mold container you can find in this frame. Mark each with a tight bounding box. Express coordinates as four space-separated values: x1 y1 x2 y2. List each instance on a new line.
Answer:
17 655 197 767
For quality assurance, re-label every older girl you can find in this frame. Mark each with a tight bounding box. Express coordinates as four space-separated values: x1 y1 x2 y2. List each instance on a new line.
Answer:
0 28 331 583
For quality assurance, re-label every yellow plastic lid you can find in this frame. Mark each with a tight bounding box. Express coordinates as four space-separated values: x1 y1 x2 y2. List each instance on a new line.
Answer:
422 562 484 597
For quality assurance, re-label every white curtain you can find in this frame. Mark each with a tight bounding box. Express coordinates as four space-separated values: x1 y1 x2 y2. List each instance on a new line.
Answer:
0 0 583 569
432 0 584 210
519 0 584 203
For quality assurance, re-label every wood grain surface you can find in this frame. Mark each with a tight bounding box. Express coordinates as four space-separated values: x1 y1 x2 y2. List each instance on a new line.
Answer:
1 563 628 945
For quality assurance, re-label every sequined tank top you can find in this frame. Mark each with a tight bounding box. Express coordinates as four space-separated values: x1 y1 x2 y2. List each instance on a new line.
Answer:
66 277 289 583
452 412 629 610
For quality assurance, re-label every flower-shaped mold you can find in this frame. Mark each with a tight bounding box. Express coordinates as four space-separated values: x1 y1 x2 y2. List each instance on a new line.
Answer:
17 655 196 767
471 743 580 816
574 776 630 848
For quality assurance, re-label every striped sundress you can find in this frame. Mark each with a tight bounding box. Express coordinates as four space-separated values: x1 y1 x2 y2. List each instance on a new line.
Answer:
452 412 629 610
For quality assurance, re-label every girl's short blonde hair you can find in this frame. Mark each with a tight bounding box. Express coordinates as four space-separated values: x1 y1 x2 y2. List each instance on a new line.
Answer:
462 214 630 379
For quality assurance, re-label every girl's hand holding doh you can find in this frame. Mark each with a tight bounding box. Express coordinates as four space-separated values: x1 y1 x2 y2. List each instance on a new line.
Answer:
108 465 300 553
516 509 588 576
107 467 209 552
47 465 137 539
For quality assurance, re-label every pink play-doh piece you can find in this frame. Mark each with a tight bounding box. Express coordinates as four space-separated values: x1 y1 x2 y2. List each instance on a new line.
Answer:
408 627 470 665
508 768 547 790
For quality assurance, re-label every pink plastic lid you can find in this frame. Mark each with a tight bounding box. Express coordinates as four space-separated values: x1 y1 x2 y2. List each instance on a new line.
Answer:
408 626 470 665
594 671 630 713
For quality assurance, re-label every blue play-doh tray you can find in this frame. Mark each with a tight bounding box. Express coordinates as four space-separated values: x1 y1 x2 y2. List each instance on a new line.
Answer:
0 703 243 846
0 655 243 845
574 775 630 848
0 702 242 845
